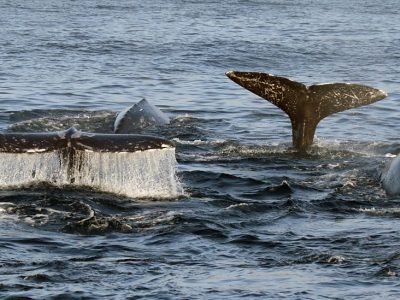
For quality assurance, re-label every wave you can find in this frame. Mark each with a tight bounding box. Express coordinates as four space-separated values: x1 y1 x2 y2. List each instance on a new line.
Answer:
0 190 186 234
8 109 115 133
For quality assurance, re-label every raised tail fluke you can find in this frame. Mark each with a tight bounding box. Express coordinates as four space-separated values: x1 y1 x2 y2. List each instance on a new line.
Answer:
226 71 387 151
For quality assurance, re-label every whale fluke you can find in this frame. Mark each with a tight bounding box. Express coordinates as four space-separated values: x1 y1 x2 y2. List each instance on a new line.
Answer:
0 127 182 199
0 127 173 153
226 71 387 151
114 99 170 134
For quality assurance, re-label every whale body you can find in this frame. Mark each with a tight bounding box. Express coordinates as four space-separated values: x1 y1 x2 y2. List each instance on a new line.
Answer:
226 71 387 151
114 99 170 134
381 156 400 195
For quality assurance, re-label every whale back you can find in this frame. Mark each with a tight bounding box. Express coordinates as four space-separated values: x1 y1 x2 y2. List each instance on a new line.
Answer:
381 155 400 196
114 99 170 134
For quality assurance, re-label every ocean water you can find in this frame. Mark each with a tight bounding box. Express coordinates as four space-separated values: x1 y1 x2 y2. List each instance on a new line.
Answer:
1 0 400 299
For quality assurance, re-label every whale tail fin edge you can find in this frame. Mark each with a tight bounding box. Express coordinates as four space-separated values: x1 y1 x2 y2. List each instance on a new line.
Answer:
0 127 174 153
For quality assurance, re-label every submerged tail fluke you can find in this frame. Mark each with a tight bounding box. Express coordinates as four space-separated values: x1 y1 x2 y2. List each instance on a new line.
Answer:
226 71 387 151
0 127 173 153
0 127 182 199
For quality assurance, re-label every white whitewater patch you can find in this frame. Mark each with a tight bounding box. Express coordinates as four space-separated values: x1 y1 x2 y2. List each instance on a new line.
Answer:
225 203 250 210
310 168 360 190
358 207 400 216
172 138 227 146
313 138 389 157
0 203 20 223
127 210 182 228
0 152 68 185
74 149 183 198
0 148 184 199
327 255 346 264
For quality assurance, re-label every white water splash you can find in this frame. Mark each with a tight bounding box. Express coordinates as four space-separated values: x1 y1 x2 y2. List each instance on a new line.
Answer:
358 207 400 216
0 148 184 199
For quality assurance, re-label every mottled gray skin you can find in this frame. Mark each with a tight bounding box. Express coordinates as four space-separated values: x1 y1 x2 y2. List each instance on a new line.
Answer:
381 155 400 195
114 99 170 134
226 71 387 151
0 127 174 153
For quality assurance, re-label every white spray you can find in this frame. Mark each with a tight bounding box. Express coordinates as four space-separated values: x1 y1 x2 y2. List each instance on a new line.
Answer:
0 148 184 199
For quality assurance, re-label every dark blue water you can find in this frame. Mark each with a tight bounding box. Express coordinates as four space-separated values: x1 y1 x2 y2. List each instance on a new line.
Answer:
1 0 400 299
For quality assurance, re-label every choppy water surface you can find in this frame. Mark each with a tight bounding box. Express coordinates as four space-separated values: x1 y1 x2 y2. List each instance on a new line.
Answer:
1 0 400 298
